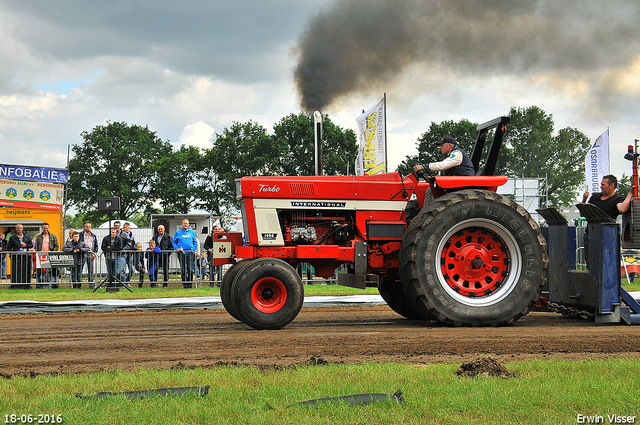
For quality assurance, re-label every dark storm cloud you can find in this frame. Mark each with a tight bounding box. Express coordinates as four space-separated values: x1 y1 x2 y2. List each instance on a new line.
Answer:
1 0 311 82
294 0 640 111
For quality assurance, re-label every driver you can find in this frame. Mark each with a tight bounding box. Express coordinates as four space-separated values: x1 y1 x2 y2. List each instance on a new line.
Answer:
412 136 475 176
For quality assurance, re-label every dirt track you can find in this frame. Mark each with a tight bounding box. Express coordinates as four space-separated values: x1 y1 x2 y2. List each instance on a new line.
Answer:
2 305 640 377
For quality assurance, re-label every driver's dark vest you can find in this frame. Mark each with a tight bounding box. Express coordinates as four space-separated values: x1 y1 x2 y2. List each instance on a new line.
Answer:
445 146 475 176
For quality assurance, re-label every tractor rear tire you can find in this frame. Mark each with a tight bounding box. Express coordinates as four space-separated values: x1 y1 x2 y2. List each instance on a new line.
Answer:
400 189 548 326
220 259 252 322
232 258 304 330
378 270 423 320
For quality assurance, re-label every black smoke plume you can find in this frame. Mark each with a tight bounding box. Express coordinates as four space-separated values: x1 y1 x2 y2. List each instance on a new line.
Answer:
294 0 640 111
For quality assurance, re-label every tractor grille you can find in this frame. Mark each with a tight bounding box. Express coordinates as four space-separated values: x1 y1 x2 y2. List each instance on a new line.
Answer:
290 182 316 196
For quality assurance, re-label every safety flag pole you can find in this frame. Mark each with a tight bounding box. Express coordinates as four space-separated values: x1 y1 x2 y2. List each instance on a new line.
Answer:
383 93 387 173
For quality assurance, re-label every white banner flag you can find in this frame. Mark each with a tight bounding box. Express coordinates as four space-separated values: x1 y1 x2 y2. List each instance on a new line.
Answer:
584 129 610 194
356 97 386 175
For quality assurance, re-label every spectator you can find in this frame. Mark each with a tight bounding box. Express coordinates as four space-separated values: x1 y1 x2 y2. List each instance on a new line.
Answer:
199 250 208 280
153 225 173 287
79 222 98 288
63 230 89 288
0 232 7 279
173 219 198 288
215 226 225 284
204 225 225 286
101 227 123 286
133 242 145 288
113 221 127 280
121 222 136 282
146 239 162 287
64 228 76 287
194 236 201 279
582 175 632 220
7 224 34 288
203 229 214 287
581 175 632 266
34 223 60 289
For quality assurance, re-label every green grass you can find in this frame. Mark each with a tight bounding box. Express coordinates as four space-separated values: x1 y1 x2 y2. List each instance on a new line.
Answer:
622 277 640 291
2 276 636 303
0 283 379 302
1 359 639 424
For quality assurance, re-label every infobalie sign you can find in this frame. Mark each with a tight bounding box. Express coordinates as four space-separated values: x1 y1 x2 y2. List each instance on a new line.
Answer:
0 164 68 184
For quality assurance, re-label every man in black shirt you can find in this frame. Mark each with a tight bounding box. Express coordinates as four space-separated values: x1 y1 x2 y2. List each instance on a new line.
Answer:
582 174 631 266
582 174 631 220
153 225 174 287
101 228 123 285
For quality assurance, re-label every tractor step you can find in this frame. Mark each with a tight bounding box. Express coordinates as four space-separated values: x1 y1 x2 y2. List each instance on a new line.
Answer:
337 273 379 289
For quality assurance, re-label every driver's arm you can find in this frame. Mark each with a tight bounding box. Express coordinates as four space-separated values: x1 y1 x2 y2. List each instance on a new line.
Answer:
618 191 633 213
417 151 463 173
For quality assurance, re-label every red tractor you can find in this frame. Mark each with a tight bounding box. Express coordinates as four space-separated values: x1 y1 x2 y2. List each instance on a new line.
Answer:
212 116 549 329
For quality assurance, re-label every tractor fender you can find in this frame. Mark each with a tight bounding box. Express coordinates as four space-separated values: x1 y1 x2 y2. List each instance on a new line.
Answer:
432 175 508 191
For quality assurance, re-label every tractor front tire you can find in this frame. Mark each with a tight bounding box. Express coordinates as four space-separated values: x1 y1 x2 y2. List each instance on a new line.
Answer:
232 258 304 330
220 259 252 322
400 189 548 326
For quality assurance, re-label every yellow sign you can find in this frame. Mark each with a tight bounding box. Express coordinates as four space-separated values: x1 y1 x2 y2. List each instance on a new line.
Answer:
5 209 32 217
363 111 386 175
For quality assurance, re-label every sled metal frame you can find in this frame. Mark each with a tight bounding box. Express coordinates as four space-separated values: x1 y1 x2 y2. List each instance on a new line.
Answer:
538 204 640 324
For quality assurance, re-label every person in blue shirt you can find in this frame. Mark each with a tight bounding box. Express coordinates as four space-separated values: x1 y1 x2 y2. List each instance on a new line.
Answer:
173 219 198 288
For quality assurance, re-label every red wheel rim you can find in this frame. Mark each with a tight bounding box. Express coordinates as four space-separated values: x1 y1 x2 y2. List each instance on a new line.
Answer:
440 227 510 298
251 277 287 313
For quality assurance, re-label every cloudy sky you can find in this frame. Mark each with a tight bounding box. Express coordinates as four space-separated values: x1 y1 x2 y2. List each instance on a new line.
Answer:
2 0 640 187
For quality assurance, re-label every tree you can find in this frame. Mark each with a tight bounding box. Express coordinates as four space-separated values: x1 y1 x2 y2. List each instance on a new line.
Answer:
128 206 161 228
618 173 632 197
68 121 173 220
502 106 591 207
150 145 204 214
321 115 359 175
272 112 358 176
64 212 87 229
200 121 276 229
64 211 111 229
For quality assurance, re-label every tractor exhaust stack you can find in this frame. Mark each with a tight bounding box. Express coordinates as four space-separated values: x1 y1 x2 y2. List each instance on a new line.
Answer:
314 111 323 176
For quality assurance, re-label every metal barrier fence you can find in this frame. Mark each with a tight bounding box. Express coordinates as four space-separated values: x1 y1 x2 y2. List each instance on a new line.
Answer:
0 252 343 289
0 250 232 289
